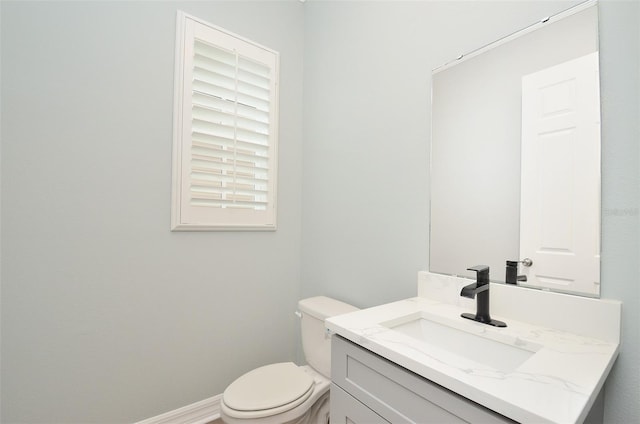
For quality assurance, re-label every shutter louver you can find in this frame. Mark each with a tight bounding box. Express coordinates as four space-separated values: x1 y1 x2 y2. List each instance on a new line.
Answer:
190 40 271 210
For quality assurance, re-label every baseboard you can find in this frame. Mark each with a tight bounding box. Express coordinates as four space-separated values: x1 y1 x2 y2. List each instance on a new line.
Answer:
135 394 222 424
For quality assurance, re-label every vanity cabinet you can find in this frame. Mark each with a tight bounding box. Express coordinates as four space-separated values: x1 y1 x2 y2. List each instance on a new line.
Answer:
330 335 515 424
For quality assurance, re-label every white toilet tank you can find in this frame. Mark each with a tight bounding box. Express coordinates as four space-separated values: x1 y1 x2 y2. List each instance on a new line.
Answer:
297 296 358 378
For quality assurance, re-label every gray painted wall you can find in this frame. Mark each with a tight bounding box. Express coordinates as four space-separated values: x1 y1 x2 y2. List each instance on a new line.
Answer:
301 1 638 423
1 1 638 423
598 1 639 422
1 1 304 422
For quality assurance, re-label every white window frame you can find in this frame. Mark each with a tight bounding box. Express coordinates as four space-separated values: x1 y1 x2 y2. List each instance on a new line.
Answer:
171 12 279 231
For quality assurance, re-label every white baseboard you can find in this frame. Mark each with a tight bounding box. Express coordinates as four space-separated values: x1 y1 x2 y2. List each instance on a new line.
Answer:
135 394 222 424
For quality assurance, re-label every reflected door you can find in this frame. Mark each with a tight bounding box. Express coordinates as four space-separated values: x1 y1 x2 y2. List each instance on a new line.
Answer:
520 52 600 296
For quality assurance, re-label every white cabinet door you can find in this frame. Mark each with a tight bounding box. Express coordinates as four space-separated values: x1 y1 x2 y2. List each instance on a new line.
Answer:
520 52 600 296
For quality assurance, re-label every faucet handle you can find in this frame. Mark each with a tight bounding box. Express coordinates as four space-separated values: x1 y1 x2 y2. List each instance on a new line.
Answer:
467 265 489 273
467 265 490 284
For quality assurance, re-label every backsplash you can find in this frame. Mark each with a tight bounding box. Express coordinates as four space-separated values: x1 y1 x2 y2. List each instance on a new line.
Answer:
418 271 621 343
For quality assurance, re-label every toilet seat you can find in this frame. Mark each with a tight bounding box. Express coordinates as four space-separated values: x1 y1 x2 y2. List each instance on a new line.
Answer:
222 362 315 419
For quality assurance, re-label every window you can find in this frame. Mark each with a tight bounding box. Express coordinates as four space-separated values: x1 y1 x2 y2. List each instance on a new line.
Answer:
171 12 279 231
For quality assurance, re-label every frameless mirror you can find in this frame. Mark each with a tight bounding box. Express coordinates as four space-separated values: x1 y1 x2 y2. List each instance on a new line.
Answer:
429 1 601 297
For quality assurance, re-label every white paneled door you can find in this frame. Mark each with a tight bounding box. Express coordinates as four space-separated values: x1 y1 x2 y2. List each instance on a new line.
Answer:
520 52 600 296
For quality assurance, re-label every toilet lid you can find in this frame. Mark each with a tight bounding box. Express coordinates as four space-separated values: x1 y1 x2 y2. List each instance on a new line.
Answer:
223 362 314 412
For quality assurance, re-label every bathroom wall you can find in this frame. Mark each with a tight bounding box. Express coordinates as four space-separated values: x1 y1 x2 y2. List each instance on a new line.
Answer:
598 1 640 422
0 1 304 422
301 1 639 423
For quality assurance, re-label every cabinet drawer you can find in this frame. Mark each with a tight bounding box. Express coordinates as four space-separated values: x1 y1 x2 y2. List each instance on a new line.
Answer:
331 335 514 424
331 383 390 424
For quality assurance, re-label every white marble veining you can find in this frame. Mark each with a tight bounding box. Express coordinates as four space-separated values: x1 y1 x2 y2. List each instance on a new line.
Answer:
326 272 621 424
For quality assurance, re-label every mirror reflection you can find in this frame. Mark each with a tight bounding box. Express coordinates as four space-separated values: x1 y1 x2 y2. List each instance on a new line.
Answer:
429 1 601 297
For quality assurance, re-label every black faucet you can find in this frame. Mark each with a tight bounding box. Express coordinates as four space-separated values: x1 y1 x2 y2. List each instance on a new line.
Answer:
505 260 527 285
460 265 506 327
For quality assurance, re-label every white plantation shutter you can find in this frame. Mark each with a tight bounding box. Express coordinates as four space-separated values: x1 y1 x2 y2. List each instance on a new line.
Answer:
172 13 279 230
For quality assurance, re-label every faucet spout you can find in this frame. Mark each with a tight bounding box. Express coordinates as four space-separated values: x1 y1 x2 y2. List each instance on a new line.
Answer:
460 282 489 298
460 265 506 327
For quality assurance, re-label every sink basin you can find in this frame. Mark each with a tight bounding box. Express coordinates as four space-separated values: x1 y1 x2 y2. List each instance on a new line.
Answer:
381 313 541 373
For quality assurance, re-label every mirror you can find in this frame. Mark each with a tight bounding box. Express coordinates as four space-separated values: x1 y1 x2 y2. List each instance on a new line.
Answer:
429 1 601 296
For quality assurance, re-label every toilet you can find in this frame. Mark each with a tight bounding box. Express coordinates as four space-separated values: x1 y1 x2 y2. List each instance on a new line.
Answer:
220 296 358 424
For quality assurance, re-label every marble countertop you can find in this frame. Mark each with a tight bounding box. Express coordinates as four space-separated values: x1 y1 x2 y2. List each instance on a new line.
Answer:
326 277 620 424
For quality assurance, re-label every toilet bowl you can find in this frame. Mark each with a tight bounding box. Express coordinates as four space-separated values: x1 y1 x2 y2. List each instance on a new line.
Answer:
220 364 330 424
220 297 358 424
